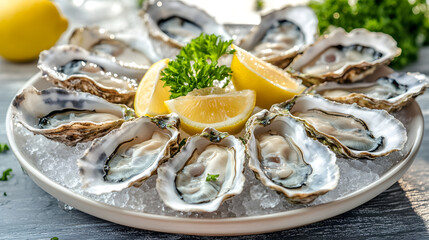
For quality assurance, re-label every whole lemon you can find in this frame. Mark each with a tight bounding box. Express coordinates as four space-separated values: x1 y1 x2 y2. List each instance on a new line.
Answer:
0 0 68 62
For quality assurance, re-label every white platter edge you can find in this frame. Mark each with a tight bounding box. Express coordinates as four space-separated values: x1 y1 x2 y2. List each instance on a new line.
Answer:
5 72 424 236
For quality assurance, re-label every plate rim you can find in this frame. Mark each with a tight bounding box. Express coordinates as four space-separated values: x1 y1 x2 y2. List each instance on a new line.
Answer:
5 72 424 236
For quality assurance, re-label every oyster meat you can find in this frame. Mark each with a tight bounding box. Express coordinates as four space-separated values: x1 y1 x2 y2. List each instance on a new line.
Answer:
141 0 231 59
38 45 148 106
69 26 159 68
239 6 318 68
245 110 339 203
271 95 407 159
12 87 135 146
288 28 401 85
156 128 245 212
309 72 429 112
78 114 180 194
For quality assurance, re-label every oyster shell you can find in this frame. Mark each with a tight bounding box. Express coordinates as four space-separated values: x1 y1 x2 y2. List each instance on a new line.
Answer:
156 128 245 212
78 114 180 194
69 26 159 68
288 28 401 85
141 0 231 59
38 45 148 106
12 87 135 146
308 72 429 112
239 6 318 68
245 110 339 203
271 95 407 159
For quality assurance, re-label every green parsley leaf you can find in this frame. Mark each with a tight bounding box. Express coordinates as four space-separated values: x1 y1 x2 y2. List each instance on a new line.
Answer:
206 173 220 182
0 168 12 181
0 143 8 153
161 34 235 99
256 0 264 11
3 192 6 196
51 237 59 240
309 0 429 69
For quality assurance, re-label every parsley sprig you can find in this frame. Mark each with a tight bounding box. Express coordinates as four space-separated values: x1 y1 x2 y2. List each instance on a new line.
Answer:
0 168 12 181
161 34 235 99
206 173 220 182
0 143 8 153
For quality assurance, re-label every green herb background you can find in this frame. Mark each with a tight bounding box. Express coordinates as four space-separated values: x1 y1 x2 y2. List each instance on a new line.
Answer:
310 0 429 69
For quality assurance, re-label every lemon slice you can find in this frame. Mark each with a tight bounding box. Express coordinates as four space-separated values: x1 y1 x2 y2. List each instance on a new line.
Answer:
231 44 306 109
165 88 256 134
134 58 171 117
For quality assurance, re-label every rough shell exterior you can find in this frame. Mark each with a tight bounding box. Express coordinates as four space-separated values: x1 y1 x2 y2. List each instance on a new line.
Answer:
156 128 246 212
239 5 318 68
271 95 407 159
12 87 135 146
38 45 147 106
245 110 339 203
78 114 180 195
288 28 401 86
308 72 429 112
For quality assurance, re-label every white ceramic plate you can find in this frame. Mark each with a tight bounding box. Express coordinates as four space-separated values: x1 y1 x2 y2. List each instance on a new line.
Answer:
6 73 424 236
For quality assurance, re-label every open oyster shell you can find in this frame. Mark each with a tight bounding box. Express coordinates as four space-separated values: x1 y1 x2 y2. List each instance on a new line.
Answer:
308 72 429 112
141 0 231 59
78 114 180 195
156 128 246 212
69 26 158 69
12 87 135 146
38 45 148 106
288 28 401 86
239 6 318 68
271 95 407 159
245 110 339 203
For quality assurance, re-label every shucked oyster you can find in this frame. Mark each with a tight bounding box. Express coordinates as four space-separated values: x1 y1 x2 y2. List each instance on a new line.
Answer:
12 87 134 146
69 26 159 68
157 128 245 212
38 45 148 106
78 114 180 194
309 72 429 112
141 0 231 59
239 6 318 68
245 110 339 203
271 95 407 159
288 28 401 85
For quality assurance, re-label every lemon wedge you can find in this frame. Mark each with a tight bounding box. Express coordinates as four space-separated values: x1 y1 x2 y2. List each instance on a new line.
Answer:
165 88 256 134
134 58 171 117
0 0 68 62
231 44 306 109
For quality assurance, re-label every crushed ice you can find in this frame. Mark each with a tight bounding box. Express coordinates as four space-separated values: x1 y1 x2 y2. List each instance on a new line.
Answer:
13 108 410 218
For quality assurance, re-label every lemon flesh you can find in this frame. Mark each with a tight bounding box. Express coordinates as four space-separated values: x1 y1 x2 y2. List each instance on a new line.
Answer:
134 58 171 117
165 89 256 135
0 0 68 62
231 44 306 109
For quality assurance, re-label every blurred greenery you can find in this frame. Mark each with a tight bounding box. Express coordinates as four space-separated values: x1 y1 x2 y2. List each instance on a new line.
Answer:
309 0 429 69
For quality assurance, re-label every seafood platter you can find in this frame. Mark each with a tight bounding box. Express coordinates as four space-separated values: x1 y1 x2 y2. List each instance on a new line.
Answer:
6 0 428 235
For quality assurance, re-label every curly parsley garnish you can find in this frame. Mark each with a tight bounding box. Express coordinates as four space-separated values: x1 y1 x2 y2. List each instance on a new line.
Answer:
161 34 235 99
206 173 220 182
0 143 8 153
0 168 12 181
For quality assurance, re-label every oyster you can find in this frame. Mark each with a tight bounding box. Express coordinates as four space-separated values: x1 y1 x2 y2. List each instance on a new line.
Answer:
78 114 180 195
245 110 339 203
141 0 231 59
239 6 318 68
271 95 407 159
12 87 135 146
156 128 245 212
309 72 429 112
69 26 159 68
38 45 148 106
288 28 401 85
